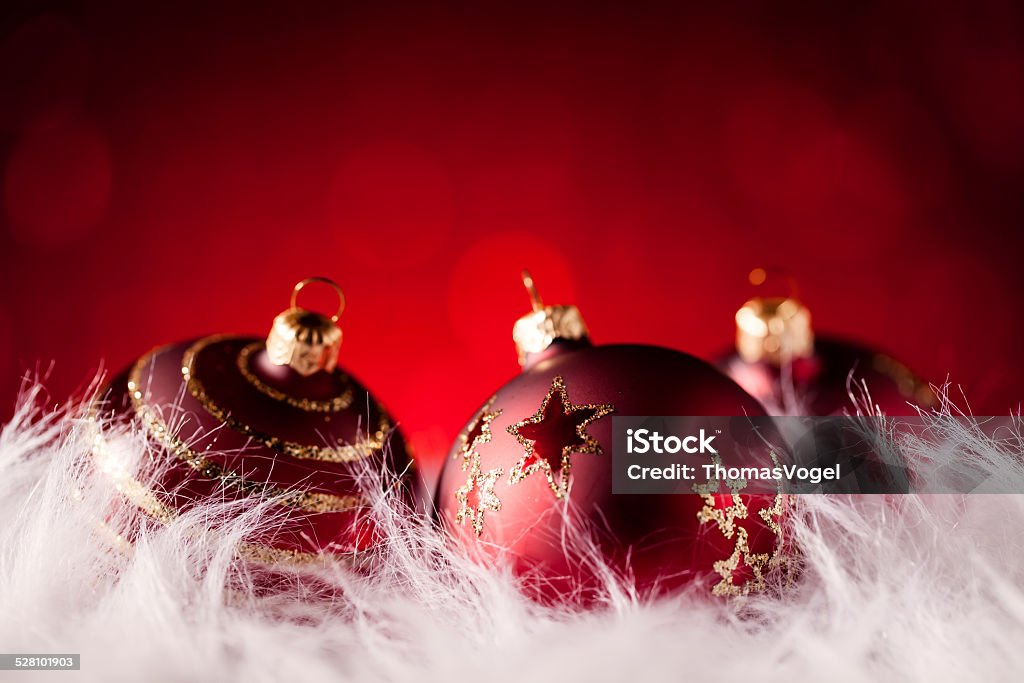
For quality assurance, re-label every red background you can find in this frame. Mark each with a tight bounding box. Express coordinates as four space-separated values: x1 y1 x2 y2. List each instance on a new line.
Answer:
2 2 1023 470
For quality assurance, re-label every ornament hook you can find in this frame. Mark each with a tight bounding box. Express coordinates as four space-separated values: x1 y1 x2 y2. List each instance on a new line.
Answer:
290 277 346 322
520 269 544 312
267 277 345 375
513 269 589 367
736 266 813 365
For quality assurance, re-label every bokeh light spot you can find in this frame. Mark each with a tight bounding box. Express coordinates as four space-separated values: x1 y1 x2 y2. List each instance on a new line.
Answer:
326 140 455 268
4 117 112 249
447 233 575 366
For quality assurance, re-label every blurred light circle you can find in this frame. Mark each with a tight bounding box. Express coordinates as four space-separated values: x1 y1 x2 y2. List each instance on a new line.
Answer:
723 81 833 209
920 8 1024 168
447 232 575 366
326 140 454 267
724 81 909 258
387 348 473 467
4 117 112 249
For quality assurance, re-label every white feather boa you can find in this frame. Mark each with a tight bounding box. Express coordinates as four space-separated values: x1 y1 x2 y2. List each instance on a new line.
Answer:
1 381 1023 682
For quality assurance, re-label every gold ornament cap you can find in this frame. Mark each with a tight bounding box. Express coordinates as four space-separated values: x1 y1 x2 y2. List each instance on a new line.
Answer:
512 270 589 366
735 269 814 365
266 277 346 376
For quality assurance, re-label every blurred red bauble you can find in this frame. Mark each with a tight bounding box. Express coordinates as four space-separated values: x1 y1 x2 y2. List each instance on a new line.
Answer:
718 269 933 417
435 272 790 602
91 277 415 563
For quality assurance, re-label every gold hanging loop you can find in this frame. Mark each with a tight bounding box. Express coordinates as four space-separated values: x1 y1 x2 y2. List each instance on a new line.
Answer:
290 276 346 322
266 277 346 376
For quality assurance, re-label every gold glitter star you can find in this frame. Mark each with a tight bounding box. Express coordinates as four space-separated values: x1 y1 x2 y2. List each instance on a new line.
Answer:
454 463 504 536
698 492 788 597
507 375 614 499
710 525 772 597
697 492 749 539
454 397 502 471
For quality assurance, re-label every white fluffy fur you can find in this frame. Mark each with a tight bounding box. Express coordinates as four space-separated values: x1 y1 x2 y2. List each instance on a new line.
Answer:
2 380 1024 682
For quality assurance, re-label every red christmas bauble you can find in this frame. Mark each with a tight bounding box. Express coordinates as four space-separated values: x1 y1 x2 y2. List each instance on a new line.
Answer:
720 292 932 416
720 337 932 417
435 275 790 602
90 278 414 564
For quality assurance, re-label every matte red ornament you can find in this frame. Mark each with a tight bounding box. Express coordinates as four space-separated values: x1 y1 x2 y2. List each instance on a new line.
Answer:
719 269 933 417
435 272 790 602
91 277 415 564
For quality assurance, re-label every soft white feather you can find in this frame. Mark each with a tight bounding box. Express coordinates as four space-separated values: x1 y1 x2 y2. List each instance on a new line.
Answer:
1 380 1023 682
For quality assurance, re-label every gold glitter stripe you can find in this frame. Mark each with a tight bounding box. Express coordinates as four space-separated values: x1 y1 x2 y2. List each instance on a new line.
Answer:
236 341 355 413
85 401 353 567
182 335 389 463
89 428 176 524
126 346 365 514
235 542 329 566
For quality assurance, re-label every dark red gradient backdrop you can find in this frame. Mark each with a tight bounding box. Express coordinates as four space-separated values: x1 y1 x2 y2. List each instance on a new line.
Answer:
2 2 1023 469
